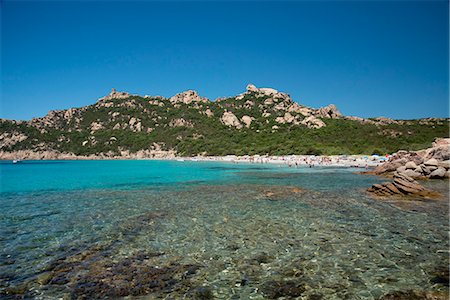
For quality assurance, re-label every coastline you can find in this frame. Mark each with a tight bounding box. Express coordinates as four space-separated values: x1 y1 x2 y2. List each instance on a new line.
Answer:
0 150 384 168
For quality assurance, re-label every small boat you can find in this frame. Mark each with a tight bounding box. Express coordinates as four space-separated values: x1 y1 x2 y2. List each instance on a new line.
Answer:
12 159 21 164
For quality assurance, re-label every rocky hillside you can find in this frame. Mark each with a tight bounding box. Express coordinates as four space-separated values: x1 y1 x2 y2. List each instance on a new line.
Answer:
0 84 448 158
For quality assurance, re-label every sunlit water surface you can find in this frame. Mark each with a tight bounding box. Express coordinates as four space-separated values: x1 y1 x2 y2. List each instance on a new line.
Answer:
0 160 448 299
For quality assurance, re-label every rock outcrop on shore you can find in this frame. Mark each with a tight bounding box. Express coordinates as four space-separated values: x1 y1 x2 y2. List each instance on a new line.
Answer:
367 138 449 199
0 149 177 160
367 172 441 199
372 138 450 179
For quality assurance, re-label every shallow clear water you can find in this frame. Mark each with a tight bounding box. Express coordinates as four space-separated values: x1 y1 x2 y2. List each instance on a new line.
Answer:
0 160 448 299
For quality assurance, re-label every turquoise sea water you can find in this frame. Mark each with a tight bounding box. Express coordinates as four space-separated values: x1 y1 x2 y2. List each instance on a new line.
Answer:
0 160 448 299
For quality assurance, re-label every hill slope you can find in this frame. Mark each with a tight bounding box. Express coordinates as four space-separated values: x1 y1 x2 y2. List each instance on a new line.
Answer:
1 84 448 158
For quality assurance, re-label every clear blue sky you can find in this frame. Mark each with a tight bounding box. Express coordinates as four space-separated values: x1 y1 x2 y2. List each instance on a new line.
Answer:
1 1 448 120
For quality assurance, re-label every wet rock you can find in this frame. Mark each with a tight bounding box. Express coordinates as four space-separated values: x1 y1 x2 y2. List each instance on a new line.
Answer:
260 280 305 299
367 172 440 199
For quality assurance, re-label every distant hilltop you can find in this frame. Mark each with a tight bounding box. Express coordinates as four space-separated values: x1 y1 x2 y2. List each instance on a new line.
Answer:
0 84 448 159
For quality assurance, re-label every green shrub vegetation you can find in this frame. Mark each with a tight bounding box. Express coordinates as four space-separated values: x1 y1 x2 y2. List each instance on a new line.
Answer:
1 94 448 156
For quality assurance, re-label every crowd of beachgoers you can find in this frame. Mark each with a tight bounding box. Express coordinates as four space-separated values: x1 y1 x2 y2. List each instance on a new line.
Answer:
176 154 386 168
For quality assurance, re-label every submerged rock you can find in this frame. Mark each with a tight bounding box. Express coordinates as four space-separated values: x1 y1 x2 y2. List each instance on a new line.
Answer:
262 186 305 201
251 252 273 264
379 290 449 300
67 256 201 299
429 266 449 286
188 286 214 299
260 280 305 299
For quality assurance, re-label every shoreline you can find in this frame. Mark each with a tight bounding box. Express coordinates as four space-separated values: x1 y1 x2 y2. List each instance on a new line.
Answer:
1 151 385 168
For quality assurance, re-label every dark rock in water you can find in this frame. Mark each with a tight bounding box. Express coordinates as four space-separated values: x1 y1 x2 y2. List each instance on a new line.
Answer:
183 265 201 279
36 272 53 285
238 263 263 281
226 243 240 251
367 172 441 199
252 252 273 264
429 266 449 285
189 286 214 299
133 250 165 261
261 186 305 201
283 268 304 278
378 290 449 300
49 273 70 285
260 280 305 299
239 276 250 286
37 242 202 299
0 283 34 299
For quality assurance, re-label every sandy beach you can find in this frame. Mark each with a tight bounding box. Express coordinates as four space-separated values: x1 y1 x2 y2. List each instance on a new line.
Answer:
176 154 385 168
1 150 386 168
